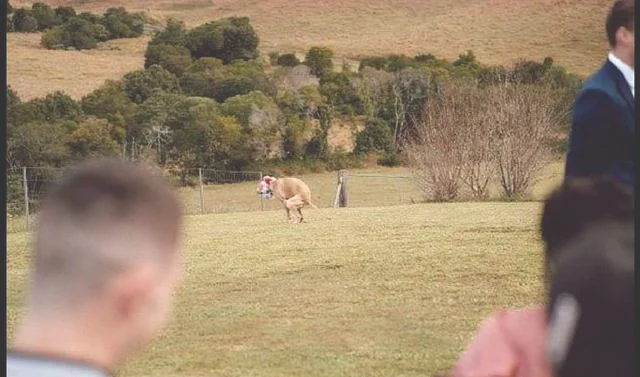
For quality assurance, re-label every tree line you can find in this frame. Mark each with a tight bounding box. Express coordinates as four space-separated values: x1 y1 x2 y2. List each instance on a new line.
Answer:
7 2 145 50
7 14 584 202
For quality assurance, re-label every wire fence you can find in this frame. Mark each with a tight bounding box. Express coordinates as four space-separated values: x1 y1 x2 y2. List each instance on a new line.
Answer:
6 167 424 233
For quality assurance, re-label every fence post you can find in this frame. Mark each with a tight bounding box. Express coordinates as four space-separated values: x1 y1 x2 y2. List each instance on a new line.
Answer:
198 168 205 214
338 169 348 207
23 167 30 231
333 170 342 208
259 172 264 211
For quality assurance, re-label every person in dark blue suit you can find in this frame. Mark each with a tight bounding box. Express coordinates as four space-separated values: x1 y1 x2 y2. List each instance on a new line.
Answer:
565 0 635 188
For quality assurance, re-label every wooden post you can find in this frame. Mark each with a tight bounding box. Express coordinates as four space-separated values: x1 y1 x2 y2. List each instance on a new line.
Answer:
259 172 264 211
333 170 342 208
23 167 29 231
198 168 205 214
338 169 348 207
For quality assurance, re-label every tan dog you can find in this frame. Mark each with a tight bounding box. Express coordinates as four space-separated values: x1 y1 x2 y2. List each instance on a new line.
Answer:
258 176 318 223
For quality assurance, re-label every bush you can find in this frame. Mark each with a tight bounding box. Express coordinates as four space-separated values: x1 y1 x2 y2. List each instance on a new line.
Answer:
276 53 301 67
268 51 280 65
355 118 393 154
359 56 388 71
41 26 65 49
377 151 401 167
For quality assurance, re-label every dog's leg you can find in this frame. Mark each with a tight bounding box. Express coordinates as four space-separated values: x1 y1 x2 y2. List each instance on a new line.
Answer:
296 207 304 223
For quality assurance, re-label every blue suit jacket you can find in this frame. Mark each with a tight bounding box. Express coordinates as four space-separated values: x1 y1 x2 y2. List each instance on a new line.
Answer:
565 59 635 188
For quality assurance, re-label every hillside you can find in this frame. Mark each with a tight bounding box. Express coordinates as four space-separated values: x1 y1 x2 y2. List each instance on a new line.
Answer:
9 0 611 100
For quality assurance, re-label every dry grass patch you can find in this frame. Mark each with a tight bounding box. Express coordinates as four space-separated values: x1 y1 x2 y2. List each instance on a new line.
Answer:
7 33 149 100
10 0 609 99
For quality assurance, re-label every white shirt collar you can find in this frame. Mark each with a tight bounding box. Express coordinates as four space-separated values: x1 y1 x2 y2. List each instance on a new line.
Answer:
608 52 634 97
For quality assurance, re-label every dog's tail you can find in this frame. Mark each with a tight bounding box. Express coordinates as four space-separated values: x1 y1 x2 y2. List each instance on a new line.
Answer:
305 200 319 209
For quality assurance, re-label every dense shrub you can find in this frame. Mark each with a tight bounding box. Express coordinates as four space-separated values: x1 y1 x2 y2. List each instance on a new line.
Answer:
355 118 394 154
276 53 301 67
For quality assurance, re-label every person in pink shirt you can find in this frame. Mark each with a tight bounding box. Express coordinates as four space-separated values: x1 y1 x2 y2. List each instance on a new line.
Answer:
449 176 633 377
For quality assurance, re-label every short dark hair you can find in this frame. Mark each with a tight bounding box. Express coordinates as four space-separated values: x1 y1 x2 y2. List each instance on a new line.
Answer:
540 175 633 264
30 159 183 308
606 0 635 47
546 220 634 377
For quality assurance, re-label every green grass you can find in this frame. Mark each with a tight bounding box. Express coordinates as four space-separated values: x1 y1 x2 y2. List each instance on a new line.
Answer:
7 200 546 376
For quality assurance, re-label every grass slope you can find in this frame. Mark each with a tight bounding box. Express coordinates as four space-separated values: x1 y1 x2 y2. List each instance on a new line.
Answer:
7 201 546 376
9 0 611 100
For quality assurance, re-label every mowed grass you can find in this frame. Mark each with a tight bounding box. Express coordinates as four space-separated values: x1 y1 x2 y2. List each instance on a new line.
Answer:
9 0 611 99
7 201 546 377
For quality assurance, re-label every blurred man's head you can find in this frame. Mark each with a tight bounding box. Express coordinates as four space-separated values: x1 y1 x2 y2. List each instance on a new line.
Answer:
15 159 183 368
607 0 635 66
546 220 634 377
540 175 633 273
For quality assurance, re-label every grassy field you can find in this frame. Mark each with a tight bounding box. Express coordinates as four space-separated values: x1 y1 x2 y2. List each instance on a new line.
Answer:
7 201 546 377
9 0 611 100
6 161 563 375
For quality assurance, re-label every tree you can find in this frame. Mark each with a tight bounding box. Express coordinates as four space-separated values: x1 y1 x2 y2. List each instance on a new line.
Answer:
122 65 181 104
185 17 259 63
40 91 83 122
167 97 243 171
383 68 430 150
7 122 70 169
132 91 185 163
13 8 39 32
486 84 559 199
319 71 364 115
30 2 60 31
42 16 110 50
144 43 193 77
305 46 334 77
67 117 120 160
150 18 188 47
220 91 285 161
81 80 137 140
54 6 77 23
100 7 144 39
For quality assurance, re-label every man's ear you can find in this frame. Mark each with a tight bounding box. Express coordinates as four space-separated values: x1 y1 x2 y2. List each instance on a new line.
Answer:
107 264 157 321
